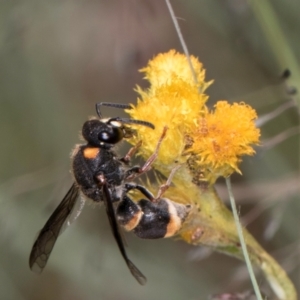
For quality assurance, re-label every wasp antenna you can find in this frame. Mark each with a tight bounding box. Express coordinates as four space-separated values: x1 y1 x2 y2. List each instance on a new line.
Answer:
120 118 155 130
96 102 133 118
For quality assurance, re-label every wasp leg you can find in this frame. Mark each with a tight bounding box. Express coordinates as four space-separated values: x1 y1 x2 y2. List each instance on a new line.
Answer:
125 126 168 180
125 164 182 203
154 164 182 202
97 174 146 285
124 182 155 201
119 140 142 164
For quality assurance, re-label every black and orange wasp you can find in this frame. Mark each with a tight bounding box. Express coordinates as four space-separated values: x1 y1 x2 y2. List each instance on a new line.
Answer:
29 102 190 284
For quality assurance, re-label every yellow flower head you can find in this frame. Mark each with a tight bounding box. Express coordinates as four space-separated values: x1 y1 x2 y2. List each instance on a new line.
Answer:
189 101 260 179
140 50 212 93
127 50 211 166
127 50 260 184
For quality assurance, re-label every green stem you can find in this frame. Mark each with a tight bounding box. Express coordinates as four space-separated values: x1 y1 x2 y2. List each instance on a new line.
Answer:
225 177 263 300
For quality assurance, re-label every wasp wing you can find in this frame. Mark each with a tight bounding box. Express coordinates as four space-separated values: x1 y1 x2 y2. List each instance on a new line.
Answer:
102 183 147 285
29 183 80 273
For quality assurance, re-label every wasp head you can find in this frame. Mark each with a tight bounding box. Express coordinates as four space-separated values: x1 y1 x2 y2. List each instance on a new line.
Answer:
82 118 126 148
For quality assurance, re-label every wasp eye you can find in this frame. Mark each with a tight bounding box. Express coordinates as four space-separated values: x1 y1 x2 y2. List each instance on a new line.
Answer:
98 127 123 144
98 131 110 141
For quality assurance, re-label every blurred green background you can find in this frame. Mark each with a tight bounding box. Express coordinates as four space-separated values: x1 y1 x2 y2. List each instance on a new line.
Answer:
0 1 299 299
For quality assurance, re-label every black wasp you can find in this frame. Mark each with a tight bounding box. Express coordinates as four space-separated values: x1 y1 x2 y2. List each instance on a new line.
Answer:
29 102 190 284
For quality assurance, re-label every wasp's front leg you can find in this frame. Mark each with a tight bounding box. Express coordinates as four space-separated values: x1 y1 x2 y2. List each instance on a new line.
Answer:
125 126 168 180
119 140 143 165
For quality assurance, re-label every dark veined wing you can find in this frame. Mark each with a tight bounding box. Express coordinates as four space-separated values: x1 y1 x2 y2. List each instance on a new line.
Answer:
29 183 80 273
102 182 147 285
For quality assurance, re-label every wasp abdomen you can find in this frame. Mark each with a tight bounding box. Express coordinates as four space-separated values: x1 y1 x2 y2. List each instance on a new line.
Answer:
117 195 143 231
117 197 190 239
